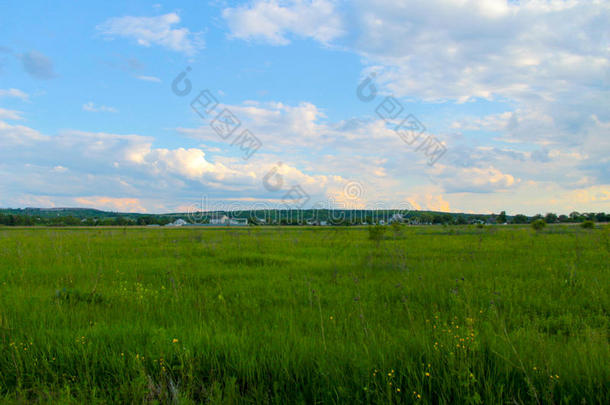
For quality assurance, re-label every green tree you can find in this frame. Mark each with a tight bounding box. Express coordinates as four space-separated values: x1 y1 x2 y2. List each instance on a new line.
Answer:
496 211 507 224
545 213 558 223
531 219 546 231
512 214 529 224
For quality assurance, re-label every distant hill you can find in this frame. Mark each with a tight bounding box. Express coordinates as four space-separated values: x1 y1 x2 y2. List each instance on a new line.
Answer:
1 207 606 227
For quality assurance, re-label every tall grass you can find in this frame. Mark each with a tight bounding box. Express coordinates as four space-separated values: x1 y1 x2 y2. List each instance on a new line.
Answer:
0 225 608 403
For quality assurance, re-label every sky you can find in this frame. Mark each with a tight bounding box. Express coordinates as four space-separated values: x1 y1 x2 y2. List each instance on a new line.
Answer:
0 0 608 215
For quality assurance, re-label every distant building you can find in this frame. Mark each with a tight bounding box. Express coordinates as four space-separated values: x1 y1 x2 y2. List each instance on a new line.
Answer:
306 219 328 226
209 215 229 225
209 214 248 226
229 218 248 226
390 213 404 223
166 218 187 227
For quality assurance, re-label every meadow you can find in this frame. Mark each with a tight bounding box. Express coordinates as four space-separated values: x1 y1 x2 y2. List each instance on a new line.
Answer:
0 225 608 404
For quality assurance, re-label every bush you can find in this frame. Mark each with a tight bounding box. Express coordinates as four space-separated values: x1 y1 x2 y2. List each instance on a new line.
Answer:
581 220 595 229
368 225 386 242
390 221 403 237
531 219 546 231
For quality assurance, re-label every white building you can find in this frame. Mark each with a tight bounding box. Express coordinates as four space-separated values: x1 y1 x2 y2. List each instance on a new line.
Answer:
166 218 187 227
209 215 229 225
390 213 404 223
209 215 248 226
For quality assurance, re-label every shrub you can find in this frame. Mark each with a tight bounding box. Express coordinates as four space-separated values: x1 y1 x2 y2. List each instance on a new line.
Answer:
368 225 386 242
54 288 104 304
531 219 546 231
390 221 403 237
581 220 595 229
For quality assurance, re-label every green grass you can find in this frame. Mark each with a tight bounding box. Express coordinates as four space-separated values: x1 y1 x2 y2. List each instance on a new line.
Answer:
0 225 608 404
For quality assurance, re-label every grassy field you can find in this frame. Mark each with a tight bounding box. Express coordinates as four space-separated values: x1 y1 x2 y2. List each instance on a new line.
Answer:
0 225 608 404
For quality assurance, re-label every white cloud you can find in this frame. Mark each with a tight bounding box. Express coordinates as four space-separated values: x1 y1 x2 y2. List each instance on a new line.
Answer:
222 1 609 161
52 165 68 173
74 196 147 213
434 165 518 193
0 120 48 145
83 102 118 113
136 75 161 82
97 13 204 55
222 0 343 45
0 88 29 101
0 108 23 120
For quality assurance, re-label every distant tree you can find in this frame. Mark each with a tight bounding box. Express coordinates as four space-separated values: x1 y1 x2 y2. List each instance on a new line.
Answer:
456 216 467 225
531 219 546 231
64 216 80 226
569 212 582 222
496 211 507 224
512 214 529 224
114 217 128 226
545 213 558 223
420 213 433 224
581 220 595 229
595 212 606 222
558 215 569 223
442 214 454 224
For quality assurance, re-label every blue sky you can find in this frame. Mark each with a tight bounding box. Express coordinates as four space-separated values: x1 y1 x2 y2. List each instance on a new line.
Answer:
0 0 608 215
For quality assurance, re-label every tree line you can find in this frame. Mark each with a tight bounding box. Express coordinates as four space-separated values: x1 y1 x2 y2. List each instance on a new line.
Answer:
0 210 607 227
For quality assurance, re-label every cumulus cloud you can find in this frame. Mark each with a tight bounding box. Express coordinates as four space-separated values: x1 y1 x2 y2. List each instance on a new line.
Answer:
19 51 56 79
221 1 609 195
222 0 344 45
96 13 204 55
436 165 517 193
0 119 350 211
